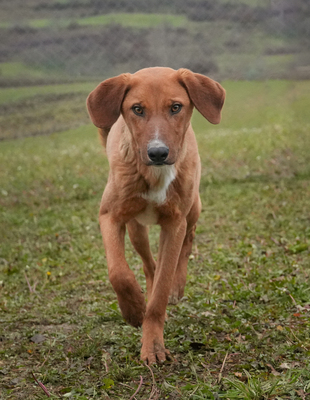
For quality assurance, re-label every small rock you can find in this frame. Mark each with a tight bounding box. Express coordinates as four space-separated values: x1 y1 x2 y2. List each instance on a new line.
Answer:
30 334 46 344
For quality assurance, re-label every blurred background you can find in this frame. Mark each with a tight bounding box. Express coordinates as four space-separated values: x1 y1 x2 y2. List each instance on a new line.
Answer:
1 0 310 140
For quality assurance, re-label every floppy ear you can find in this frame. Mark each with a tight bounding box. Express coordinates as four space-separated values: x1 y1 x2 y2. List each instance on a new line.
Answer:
178 69 225 124
86 73 131 130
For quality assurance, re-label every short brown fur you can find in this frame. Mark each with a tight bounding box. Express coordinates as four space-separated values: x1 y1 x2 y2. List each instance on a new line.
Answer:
87 67 225 364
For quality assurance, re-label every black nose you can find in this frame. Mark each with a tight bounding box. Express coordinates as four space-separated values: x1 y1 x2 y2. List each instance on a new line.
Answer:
147 146 169 164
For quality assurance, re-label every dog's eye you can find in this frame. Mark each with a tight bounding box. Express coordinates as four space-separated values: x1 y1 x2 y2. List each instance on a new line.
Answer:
171 103 182 114
132 105 144 116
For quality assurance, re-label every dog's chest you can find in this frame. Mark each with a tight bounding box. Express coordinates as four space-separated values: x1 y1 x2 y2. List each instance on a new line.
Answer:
141 165 176 204
135 165 176 226
135 204 158 226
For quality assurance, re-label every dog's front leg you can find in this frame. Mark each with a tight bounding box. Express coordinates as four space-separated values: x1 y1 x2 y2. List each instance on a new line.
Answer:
141 218 187 364
99 214 146 328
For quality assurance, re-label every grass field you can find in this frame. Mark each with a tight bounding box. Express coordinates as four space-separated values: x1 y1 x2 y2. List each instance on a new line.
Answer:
0 13 187 29
1 80 310 399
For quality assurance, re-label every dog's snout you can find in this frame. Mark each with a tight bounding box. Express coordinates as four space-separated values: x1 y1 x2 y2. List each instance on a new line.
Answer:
147 146 169 164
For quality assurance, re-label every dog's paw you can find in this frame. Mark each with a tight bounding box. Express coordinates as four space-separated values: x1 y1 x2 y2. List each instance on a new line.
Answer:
117 285 146 328
141 340 172 365
122 302 146 328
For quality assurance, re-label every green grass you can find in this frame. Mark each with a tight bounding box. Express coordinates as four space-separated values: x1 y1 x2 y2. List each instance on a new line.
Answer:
0 81 99 140
2 80 310 141
0 13 188 29
76 13 187 28
0 82 97 105
1 80 310 398
0 63 50 80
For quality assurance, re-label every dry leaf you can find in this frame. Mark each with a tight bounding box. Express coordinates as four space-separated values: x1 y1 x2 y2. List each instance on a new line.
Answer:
279 362 291 370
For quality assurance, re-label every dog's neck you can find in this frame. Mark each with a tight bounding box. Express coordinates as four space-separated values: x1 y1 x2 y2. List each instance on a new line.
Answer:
141 165 176 204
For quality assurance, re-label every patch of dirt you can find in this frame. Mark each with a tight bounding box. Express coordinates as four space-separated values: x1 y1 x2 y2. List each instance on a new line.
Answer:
38 323 78 334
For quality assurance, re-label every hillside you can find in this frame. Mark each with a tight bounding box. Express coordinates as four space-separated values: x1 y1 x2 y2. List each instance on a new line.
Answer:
1 0 309 86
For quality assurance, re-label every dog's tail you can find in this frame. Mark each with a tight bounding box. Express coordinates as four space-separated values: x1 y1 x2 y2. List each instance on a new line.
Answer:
97 128 108 149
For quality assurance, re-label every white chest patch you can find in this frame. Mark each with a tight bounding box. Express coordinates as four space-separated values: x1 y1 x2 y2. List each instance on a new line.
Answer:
141 165 176 205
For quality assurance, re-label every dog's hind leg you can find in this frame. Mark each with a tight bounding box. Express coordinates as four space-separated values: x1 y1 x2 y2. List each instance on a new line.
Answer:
169 195 201 304
127 219 156 301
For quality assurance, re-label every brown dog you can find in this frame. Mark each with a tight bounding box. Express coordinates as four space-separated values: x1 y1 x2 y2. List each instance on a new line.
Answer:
86 67 225 364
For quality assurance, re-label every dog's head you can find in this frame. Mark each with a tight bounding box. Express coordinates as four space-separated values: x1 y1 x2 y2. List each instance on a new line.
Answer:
87 67 225 166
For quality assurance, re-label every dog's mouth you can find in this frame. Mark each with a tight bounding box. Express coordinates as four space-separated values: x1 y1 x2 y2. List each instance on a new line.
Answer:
146 160 174 166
